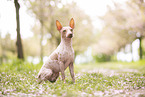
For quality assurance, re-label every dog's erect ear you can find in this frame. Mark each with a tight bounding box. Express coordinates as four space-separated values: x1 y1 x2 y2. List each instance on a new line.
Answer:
56 20 62 31
69 18 75 29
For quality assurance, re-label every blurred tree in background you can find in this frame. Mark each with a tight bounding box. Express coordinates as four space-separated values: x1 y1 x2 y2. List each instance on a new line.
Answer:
0 0 145 63
25 0 94 60
0 33 16 63
93 0 145 61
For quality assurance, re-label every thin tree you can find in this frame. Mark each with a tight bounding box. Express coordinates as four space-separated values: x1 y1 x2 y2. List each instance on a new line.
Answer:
139 36 143 59
0 31 2 64
14 0 24 59
39 0 44 62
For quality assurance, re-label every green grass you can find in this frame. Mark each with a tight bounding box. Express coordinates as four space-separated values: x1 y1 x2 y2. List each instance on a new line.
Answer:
0 60 145 96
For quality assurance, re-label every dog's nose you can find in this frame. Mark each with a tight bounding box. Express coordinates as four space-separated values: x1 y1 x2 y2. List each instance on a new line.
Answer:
68 34 73 38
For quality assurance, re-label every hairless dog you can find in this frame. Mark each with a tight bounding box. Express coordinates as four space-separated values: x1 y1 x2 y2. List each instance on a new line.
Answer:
38 18 75 83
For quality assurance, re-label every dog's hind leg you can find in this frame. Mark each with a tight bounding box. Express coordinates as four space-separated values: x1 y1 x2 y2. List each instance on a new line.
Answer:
49 72 59 83
38 68 53 82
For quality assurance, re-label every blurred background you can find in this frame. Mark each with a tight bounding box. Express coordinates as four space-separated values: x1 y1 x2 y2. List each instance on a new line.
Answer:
0 0 145 64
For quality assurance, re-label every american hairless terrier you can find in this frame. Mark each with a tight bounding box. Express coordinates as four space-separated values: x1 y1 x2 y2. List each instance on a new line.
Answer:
38 18 75 83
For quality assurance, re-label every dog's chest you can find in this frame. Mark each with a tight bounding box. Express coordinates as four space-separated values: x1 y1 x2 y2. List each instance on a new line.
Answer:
58 46 74 62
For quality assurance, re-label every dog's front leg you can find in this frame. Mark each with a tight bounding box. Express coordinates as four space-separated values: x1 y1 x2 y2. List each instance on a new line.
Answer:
59 61 66 83
69 62 75 83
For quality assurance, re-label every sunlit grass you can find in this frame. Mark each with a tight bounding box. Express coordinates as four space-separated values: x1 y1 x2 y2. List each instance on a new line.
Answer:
0 60 145 96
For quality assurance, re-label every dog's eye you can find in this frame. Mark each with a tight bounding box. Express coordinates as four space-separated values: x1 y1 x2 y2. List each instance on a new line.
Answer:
63 30 66 32
70 29 73 32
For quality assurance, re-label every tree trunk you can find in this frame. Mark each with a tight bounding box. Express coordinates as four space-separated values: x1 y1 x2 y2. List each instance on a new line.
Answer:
14 0 24 59
40 20 44 62
139 37 143 60
39 0 44 62
0 32 2 64
130 43 133 62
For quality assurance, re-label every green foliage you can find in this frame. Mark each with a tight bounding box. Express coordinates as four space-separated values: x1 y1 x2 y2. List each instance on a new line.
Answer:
94 54 111 62
0 61 145 96
0 33 16 63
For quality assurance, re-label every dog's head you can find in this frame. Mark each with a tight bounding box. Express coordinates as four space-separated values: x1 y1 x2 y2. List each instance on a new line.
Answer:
56 18 75 38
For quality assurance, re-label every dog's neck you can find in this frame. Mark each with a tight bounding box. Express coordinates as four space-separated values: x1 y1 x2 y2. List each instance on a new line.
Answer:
60 37 72 47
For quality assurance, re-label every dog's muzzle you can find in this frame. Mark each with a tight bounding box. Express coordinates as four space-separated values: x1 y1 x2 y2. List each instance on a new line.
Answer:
67 34 73 38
